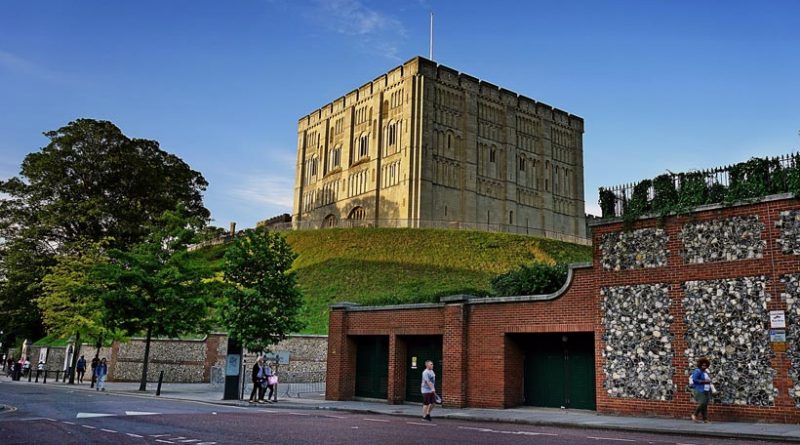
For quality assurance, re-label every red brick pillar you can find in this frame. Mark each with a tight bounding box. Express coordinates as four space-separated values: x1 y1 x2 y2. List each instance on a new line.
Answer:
387 335 408 404
442 296 469 407
326 303 356 400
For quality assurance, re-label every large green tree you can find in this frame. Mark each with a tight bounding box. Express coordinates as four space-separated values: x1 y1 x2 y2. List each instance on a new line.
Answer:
220 228 304 353
96 207 216 390
0 119 210 345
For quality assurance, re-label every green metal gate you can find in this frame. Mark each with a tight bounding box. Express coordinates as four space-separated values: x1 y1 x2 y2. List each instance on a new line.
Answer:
354 336 389 399
405 336 443 403
523 332 595 410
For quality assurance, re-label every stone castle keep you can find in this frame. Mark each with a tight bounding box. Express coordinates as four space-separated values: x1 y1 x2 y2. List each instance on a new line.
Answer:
293 56 587 242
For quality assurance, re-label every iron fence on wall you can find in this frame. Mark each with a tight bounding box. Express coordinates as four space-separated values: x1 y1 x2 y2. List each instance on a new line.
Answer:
599 152 800 218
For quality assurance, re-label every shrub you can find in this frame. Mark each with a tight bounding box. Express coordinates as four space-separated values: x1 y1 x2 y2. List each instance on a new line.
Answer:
491 262 568 297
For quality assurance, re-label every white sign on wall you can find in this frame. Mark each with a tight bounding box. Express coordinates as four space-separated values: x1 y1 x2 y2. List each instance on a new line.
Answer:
770 310 786 329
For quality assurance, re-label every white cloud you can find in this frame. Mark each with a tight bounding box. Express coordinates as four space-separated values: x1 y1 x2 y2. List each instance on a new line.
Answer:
231 175 294 209
310 0 408 59
0 49 60 82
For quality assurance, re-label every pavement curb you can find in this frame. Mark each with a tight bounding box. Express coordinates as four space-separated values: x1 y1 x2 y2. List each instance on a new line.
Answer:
311 405 800 444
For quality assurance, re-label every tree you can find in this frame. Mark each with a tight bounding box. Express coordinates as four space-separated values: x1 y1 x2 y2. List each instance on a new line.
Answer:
96 207 216 391
0 238 51 348
0 119 210 346
38 240 111 383
220 228 304 353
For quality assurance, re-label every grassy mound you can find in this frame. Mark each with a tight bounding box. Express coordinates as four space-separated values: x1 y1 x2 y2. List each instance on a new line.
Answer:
198 228 591 334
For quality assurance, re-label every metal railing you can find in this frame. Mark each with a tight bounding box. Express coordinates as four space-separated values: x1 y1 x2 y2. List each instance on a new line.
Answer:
599 152 800 218
240 370 326 400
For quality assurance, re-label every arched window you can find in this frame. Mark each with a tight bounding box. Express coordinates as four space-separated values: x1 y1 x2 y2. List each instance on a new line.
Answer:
348 206 366 221
358 134 369 158
329 145 341 171
489 146 496 163
322 214 337 228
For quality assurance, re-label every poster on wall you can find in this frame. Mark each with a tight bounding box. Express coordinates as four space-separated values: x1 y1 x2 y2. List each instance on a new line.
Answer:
770 310 786 328
38 347 48 364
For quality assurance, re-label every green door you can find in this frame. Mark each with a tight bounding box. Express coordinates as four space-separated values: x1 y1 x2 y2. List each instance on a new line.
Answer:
354 336 389 399
523 333 596 410
405 336 443 402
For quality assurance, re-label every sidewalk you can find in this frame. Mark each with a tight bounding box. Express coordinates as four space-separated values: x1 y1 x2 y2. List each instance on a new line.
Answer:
6 378 800 443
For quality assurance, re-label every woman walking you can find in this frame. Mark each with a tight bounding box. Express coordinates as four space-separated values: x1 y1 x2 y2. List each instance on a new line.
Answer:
95 358 108 391
690 357 712 423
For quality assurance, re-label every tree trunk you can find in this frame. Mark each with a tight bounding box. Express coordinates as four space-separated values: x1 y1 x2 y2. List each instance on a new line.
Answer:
94 334 103 359
139 326 152 391
68 331 81 385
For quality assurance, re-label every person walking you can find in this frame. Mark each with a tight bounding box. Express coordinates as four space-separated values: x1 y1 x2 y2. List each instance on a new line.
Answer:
36 360 45 379
264 360 276 403
95 358 108 391
690 357 712 423
421 360 437 421
76 355 87 383
21 357 31 377
249 356 266 403
90 356 99 388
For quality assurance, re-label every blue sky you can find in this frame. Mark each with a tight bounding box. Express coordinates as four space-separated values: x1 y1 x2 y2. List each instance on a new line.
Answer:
2 0 798 227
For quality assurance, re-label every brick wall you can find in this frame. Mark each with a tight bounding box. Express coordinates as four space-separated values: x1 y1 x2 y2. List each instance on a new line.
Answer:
327 194 800 423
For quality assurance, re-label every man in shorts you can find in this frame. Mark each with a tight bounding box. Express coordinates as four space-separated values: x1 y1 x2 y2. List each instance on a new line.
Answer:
421 360 437 421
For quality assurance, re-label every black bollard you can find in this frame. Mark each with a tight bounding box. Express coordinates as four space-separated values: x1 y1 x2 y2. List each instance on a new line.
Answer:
28 370 32 382
43 370 47 384
156 370 164 396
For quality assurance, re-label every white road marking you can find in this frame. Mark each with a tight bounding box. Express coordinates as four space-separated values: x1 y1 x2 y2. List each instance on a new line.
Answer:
151 435 170 438
77 412 114 418
406 421 436 426
179 440 201 443
259 409 279 413
196 442 217 445
81 425 97 429
126 411 160 416
167 437 187 441
126 433 143 438
62 421 75 425
457 426 557 436
587 437 635 442
155 440 175 444
287 412 310 416
44 418 57 422
323 414 347 419
100 428 117 433
363 418 390 423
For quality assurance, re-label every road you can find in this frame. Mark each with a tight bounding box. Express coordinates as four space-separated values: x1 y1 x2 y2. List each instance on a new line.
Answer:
0 382 785 445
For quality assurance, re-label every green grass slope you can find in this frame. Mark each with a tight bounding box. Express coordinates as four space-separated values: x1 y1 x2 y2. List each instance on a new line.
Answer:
199 228 591 334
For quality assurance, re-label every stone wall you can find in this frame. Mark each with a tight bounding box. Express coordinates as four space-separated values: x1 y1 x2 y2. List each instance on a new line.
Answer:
783 273 800 406
602 283 674 400
240 335 328 383
600 228 668 270
679 216 765 264
777 210 800 254
683 277 776 406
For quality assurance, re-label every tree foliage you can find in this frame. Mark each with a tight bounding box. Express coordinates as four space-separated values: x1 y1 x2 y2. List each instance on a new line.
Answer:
220 228 304 353
0 119 210 346
490 262 568 297
38 240 111 340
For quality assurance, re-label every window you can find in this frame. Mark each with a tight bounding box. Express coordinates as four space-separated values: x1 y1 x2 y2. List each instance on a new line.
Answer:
489 147 496 163
447 134 452 149
519 156 526 171
322 214 337 228
329 146 341 171
358 134 369 158
348 206 366 220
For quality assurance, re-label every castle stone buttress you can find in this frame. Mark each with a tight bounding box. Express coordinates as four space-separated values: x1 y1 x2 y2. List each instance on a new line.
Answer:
293 56 587 242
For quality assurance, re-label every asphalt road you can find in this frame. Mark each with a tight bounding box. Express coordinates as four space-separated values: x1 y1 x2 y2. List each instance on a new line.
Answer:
0 382 786 445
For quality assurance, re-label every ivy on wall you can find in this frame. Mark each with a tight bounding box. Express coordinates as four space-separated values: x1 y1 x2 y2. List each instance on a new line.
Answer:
599 153 800 220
